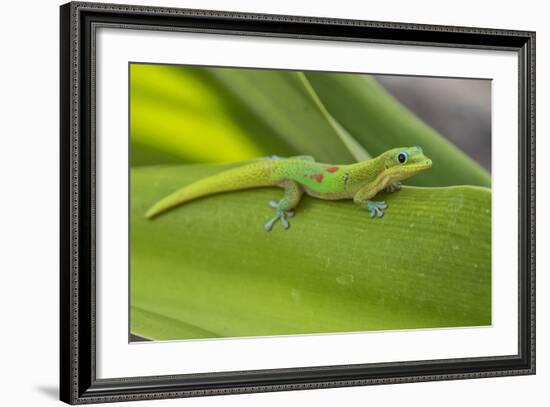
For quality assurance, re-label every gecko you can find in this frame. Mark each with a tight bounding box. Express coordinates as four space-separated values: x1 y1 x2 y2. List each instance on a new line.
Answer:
144 146 432 231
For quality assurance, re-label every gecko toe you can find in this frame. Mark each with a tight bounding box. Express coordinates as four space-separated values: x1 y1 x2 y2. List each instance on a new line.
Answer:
386 182 402 193
364 200 387 219
264 209 294 231
264 216 278 231
281 215 290 229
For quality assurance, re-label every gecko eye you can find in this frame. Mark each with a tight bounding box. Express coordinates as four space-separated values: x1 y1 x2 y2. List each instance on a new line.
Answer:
397 152 408 164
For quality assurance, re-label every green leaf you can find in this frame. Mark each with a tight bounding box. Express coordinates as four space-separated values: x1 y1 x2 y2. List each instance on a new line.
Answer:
130 64 297 165
205 68 366 163
296 72 371 161
305 72 491 187
130 64 371 167
130 164 491 340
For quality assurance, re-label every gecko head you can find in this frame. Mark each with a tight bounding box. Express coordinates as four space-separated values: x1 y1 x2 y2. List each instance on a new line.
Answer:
382 146 432 181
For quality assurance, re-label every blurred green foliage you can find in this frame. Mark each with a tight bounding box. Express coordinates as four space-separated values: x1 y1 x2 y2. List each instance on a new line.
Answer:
129 63 492 340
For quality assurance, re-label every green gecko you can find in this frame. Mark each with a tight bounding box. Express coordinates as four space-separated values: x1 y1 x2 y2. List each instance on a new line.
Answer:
145 146 432 231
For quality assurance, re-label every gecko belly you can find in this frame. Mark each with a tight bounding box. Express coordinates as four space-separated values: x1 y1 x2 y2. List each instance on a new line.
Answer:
303 186 355 200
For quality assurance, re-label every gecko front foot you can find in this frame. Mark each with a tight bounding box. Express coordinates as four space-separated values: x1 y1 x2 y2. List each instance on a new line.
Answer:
264 200 295 231
386 182 402 193
362 200 387 218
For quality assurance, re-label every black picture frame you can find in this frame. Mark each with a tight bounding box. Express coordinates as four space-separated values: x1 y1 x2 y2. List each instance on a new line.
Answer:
60 1 536 404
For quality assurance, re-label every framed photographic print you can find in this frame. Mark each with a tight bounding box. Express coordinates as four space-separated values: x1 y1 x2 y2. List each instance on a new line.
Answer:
60 1 536 404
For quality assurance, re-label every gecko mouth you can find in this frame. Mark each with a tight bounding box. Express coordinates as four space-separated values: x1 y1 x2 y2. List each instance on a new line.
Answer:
409 159 432 170
387 159 432 174
382 159 432 182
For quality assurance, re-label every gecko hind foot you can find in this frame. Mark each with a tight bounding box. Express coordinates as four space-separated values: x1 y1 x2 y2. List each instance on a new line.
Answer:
265 201 294 231
363 200 388 218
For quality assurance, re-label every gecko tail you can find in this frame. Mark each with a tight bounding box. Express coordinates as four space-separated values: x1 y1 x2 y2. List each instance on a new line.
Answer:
144 161 277 219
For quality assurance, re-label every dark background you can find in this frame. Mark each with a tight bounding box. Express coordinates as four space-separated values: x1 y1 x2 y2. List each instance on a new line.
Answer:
375 75 491 171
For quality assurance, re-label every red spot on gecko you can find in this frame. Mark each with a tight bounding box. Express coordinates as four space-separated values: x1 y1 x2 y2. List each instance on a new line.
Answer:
310 173 324 183
326 165 339 173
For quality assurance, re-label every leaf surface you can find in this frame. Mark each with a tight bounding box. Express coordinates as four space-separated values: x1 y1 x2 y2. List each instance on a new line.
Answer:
131 164 491 340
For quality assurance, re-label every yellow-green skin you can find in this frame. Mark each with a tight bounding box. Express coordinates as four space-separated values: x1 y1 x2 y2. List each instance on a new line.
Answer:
145 147 432 231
